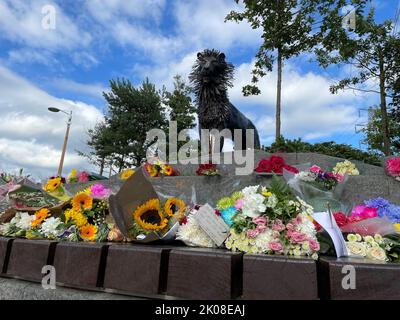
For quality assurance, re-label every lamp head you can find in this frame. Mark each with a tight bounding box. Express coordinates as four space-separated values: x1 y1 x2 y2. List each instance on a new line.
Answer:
48 107 61 113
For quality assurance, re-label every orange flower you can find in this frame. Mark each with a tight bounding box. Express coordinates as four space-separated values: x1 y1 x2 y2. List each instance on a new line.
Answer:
31 208 50 228
163 165 174 176
72 192 93 211
79 224 98 241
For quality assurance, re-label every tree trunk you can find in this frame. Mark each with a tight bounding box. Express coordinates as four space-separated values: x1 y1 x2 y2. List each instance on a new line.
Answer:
378 52 391 156
276 49 283 141
99 157 105 176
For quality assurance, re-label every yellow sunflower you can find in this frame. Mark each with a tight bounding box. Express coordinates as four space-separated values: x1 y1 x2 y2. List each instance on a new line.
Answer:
146 164 159 177
164 198 186 218
133 199 168 231
44 177 62 192
31 208 50 228
79 224 98 241
72 192 93 211
120 169 135 180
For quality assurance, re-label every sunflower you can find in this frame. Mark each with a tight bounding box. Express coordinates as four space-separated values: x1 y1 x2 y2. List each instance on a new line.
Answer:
64 208 88 227
72 192 93 211
146 164 159 177
164 198 186 218
79 224 98 241
162 165 174 176
120 169 135 180
31 208 50 228
133 199 168 231
44 177 62 192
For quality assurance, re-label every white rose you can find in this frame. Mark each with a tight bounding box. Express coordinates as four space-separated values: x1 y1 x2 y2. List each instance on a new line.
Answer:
15 212 35 230
242 193 266 218
347 242 367 257
366 246 387 261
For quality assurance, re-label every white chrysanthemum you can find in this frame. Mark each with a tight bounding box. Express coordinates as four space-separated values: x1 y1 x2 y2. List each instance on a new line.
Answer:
176 213 216 248
242 185 260 197
40 217 62 238
242 193 266 218
15 212 34 230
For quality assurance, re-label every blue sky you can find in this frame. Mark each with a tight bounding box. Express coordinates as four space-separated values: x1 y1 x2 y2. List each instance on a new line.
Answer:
0 0 398 179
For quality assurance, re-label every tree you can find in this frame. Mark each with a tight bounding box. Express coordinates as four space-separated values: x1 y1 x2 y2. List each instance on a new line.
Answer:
225 0 365 142
362 108 400 155
102 78 167 171
268 136 382 166
163 75 197 133
316 8 400 156
77 122 114 175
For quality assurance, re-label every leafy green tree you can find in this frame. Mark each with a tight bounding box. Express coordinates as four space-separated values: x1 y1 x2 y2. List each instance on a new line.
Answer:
164 75 197 133
268 136 382 166
362 108 400 155
316 8 399 156
225 0 368 142
102 78 167 171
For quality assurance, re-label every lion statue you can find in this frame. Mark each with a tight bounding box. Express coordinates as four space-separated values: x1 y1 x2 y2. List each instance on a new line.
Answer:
189 49 260 151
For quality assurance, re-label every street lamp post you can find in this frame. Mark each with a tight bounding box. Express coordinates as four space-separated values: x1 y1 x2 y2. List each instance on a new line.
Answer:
48 107 73 177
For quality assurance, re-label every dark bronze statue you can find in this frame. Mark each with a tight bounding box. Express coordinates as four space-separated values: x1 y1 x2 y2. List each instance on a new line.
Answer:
190 49 260 151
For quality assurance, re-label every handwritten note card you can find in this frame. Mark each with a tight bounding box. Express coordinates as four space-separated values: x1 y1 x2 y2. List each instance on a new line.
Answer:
195 203 230 247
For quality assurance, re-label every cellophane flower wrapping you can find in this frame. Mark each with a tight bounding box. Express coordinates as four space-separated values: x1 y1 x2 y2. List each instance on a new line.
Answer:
283 164 349 213
340 217 396 236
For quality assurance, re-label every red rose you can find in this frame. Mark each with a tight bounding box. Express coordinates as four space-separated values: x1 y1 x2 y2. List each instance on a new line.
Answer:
333 212 348 227
283 164 299 174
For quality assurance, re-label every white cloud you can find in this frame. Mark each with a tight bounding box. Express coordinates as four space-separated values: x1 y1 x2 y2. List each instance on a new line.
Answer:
0 64 103 179
49 79 107 99
0 0 91 50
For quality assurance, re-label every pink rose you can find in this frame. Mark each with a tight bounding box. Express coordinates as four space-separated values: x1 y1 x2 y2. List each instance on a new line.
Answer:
310 165 321 173
309 239 320 251
246 229 260 239
256 225 267 233
252 216 268 226
268 241 284 252
286 223 294 231
235 199 244 210
335 173 345 182
386 158 400 176
290 231 307 243
271 219 285 231
295 215 303 224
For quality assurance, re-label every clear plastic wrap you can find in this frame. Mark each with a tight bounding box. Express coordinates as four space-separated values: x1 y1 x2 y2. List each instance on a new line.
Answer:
283 164 349 213
340 217 396 236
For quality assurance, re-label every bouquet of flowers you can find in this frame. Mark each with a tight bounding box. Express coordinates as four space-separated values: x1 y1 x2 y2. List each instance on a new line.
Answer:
120 169 135 180
176 205 218 248
8 184 62 211
254 155 299 175
284 165 348 212
43 177 70 201
196 163 219 176
386 157 400 182
0 184 113 242
333 160 360 176
218 177 320 258
129 197 185 241
144 161 180 177
67 169 89 183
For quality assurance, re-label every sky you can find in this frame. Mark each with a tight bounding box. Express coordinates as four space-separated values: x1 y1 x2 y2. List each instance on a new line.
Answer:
0 0 399 179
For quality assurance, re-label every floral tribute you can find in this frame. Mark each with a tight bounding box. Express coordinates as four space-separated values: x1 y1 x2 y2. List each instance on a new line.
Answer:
345 233 400 262
254 155 298 175
145 161 180 177
196 163 219 176
0 183 113 242
217 177 319 258
67 169 90 183
120 169 135 180
129 197 186 239
176 205 219 248
386 157 400 182
294 165 344 191
43 176 70 201
333 160 360 176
